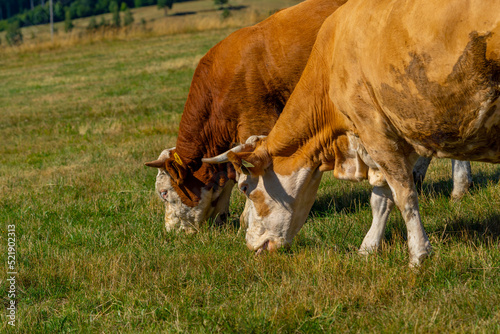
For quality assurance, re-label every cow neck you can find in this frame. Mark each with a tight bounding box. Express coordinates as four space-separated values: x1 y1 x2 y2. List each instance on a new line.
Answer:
175 56 234 185
265 53 349 176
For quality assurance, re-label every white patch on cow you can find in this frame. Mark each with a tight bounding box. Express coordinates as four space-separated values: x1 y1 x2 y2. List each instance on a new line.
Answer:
359 185 394 254
239 198 252 232
451 160 472 199
241 166 322 251
153 149 234 232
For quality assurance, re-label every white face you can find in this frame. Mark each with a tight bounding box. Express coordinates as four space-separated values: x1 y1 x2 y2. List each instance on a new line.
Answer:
237 166 323 252
153 149 235 233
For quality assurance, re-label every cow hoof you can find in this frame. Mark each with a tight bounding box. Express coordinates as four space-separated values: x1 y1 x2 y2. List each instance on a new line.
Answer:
409 251 431 268
358 244 379 256
451 190 468 201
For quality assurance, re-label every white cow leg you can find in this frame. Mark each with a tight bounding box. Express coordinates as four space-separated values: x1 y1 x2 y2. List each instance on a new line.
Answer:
355 121 431 265
385 173 431 267
451 160 472 200
367 149 431 266
359 185 395 255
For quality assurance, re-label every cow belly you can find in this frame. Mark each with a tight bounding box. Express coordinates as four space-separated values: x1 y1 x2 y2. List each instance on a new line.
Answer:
424 98 500 163
376 83 500 163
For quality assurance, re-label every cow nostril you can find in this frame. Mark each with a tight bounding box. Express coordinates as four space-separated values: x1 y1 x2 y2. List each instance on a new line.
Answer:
255 240 269 256
240 184 248 195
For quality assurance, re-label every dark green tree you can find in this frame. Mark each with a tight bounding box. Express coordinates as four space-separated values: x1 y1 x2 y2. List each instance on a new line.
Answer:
214 0 228 8
87 15 97 30
67 0 94 19
98 16 108 27
221 8 230 20
64 9 73 32
6 21 23 45
109 1 120 27
123 8 134 26
54 1 64 21
33 4 49 25
95 0 111 14
157 0 173 16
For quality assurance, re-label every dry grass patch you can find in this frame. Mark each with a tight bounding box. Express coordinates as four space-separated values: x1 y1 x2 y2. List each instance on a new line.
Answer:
0 0 295 54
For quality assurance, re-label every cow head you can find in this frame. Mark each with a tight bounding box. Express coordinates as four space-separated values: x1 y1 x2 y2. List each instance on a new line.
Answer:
203 136 323 253
145 148 235 233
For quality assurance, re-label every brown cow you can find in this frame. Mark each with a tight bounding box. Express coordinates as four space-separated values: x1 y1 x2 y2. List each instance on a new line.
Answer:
145 0 348 232
205 0 500 265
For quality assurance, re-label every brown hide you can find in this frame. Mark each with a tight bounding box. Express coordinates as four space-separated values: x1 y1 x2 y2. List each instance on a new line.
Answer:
159 0 348 207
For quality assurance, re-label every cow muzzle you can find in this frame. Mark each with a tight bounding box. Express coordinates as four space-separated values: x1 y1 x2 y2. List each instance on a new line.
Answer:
251 239 281 255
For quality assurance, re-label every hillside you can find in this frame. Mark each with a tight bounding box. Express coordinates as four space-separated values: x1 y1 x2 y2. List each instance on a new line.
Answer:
0 0 300 50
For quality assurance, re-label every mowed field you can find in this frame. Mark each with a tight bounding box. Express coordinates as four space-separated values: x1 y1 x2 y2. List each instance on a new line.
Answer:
1 0 500 332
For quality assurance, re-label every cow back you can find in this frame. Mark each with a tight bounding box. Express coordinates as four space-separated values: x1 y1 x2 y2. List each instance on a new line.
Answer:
328 0 500 162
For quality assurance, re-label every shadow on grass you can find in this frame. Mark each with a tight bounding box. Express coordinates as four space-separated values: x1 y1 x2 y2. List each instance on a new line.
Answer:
310 187 372 217
434 213 500 242
171 6 248 17
171 11 197 16
218 166 499 253
418 166 500 198
313 166 499 217
469 168 500 192
417 179 453 198
205 213 242 232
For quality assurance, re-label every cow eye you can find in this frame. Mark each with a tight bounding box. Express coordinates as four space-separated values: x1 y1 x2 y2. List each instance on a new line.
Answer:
239 184 248 195
160 190 168 200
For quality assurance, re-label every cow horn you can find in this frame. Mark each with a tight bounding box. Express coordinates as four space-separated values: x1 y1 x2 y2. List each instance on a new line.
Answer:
144 157 167 168
202 144 250 164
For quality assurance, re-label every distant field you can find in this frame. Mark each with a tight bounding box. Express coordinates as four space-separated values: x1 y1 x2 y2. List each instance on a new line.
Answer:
1 0 500 332
0 0 297 52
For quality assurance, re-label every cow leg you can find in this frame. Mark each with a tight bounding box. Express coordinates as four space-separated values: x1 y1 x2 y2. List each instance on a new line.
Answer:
212 180 235 226
359 185 395 254
412 156 432 190
383 164 432 266
451 160 472 200
362 148 431 266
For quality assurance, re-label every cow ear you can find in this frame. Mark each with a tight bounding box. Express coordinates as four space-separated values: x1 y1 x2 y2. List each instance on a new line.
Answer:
226 151 267 177
202 139 269 177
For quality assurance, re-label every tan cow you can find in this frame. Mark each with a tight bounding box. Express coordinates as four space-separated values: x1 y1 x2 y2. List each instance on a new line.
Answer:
205 0 500 265
145 0 348 232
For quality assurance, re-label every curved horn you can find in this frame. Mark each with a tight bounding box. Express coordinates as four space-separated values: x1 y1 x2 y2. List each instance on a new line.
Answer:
144 157 167 168
145 147 175 168
202 144 251 164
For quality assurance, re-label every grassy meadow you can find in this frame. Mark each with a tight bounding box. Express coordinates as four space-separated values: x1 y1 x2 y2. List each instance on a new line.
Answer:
1 0 500 332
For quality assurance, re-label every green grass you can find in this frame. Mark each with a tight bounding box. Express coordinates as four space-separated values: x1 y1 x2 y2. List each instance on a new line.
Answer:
1 1 500 332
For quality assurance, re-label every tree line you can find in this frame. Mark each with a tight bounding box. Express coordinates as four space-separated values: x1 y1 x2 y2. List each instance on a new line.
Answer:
0 0 196 32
